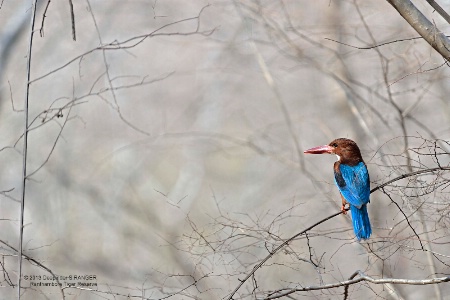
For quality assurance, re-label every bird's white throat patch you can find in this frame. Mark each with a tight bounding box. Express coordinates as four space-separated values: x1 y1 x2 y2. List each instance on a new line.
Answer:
335 154 341 161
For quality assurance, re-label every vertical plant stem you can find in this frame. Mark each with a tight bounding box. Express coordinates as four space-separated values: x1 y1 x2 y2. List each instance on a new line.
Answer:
19 0 38 299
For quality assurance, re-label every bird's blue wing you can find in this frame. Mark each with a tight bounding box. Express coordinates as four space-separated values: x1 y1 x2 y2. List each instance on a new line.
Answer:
334 162 370 208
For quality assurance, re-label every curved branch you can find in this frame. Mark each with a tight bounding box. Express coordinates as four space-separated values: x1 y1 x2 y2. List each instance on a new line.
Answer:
370 166 450 193
264 270 450 299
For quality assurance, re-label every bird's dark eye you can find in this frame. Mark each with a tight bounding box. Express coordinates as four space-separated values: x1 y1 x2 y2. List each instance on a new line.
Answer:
331 143 338 147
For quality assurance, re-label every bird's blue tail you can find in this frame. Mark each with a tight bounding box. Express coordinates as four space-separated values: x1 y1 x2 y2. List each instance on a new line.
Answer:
350 204 371 240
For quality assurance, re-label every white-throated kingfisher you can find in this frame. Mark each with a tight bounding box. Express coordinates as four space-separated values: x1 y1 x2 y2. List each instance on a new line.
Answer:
304 138 371 240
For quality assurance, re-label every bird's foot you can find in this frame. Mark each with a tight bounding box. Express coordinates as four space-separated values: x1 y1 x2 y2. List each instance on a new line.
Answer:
341 205 348 214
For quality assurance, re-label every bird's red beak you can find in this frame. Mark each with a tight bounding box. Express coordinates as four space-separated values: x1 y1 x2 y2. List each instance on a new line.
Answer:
303 145 334 154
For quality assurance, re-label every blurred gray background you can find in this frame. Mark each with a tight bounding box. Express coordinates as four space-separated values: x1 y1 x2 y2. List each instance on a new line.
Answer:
1 0 450 299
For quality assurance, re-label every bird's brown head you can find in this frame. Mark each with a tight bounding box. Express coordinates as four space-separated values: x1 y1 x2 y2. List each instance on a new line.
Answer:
304 138 363 166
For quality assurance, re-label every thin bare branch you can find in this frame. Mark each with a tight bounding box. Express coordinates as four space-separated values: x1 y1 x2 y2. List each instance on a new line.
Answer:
39 0 51 37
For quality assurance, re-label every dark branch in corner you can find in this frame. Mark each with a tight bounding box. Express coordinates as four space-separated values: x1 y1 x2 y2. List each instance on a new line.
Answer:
386 0 450 61
425 0 450 25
